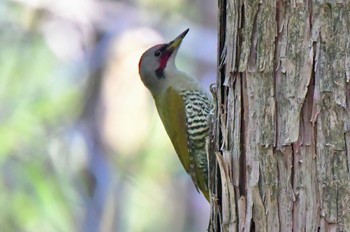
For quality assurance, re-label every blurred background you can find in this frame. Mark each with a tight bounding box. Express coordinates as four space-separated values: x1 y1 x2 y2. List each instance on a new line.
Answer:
0 0 216 231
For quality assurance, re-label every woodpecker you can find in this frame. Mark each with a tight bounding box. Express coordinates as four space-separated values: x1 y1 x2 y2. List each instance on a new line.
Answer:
138 28 212 201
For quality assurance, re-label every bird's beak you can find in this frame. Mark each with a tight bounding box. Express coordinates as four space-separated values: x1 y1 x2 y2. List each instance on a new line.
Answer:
166 28 189 52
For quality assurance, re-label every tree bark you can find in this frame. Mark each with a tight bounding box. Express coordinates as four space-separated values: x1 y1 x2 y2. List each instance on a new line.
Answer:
209 0 350 231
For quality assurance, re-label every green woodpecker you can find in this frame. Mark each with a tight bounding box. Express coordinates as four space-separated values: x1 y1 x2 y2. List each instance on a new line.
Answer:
138 28 212 201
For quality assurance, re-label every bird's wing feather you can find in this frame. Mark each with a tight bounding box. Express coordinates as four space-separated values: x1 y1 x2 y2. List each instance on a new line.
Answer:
155 86 190 172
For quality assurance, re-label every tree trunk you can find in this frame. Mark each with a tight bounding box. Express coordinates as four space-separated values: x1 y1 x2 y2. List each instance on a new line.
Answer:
209 0 350 231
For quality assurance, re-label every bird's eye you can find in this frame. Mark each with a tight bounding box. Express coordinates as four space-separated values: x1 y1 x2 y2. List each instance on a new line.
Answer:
154 50 161 57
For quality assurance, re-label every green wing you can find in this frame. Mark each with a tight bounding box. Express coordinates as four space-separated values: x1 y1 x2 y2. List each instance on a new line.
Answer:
155 86 210 201
155 86 190 173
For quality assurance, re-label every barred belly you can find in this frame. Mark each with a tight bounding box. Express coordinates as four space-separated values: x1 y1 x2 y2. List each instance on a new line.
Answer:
180 89 212 189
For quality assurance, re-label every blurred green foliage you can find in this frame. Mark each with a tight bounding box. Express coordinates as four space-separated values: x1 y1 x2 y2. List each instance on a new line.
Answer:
0 4 80 232
0 0 214 231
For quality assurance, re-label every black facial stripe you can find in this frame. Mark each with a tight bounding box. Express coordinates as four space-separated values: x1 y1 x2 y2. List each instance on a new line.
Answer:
155 68 165 79
154 44 170 79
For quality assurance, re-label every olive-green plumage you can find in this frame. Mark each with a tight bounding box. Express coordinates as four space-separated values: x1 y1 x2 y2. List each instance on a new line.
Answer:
139 29 212 201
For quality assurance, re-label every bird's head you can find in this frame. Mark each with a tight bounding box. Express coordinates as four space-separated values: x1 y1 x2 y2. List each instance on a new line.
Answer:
139 28 189 94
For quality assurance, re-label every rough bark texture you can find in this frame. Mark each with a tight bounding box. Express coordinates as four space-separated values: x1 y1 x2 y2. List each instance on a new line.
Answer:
209 0 350 231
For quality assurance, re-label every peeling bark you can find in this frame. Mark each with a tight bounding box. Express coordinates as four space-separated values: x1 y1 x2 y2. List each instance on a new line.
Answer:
210 0 350 231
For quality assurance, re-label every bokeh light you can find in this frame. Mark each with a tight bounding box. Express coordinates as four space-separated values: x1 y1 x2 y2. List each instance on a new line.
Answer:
1 0 216 231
